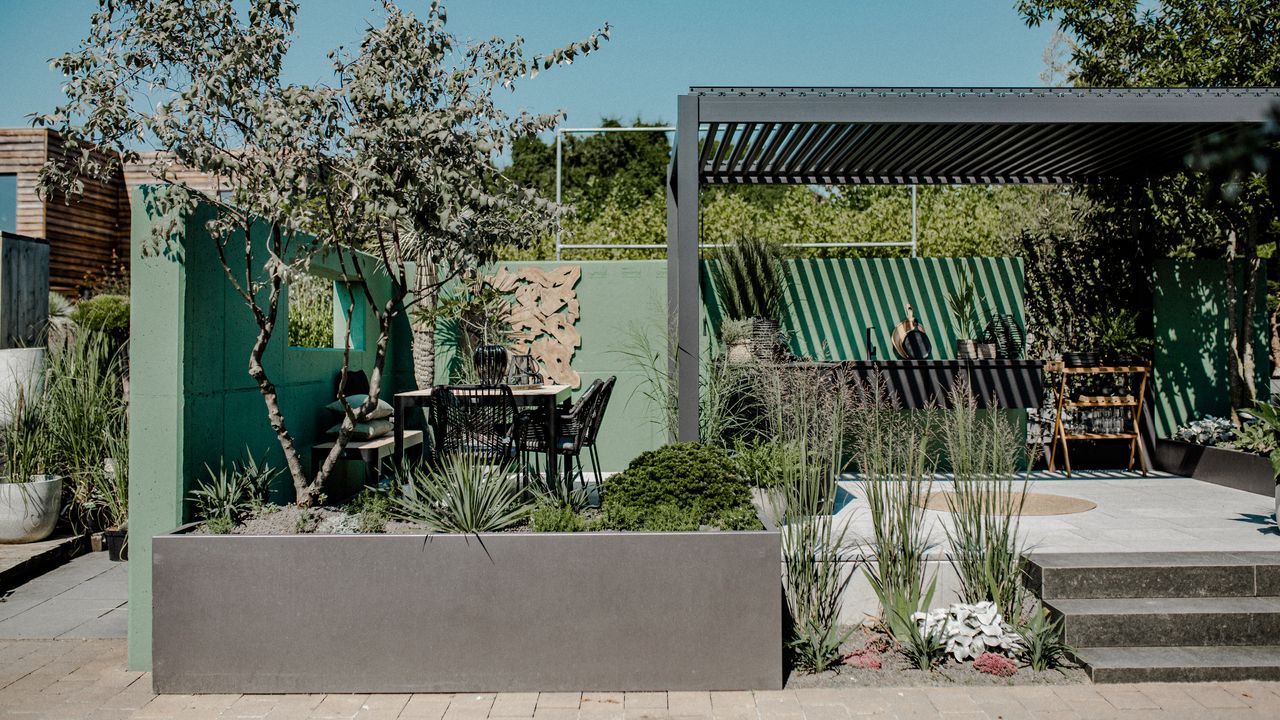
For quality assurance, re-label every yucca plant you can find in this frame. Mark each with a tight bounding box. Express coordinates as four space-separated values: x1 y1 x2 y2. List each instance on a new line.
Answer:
190 450 279 533
393 453 532 534
1018 605 1073 672
941 381 1029 621
850 375 937 642
712 236 786 322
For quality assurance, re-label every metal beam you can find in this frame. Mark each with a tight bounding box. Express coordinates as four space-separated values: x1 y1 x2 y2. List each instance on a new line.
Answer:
675 95 701 443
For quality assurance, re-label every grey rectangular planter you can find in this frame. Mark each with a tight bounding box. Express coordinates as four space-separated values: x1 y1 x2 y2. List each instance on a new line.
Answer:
1154 439 1276 497
152 527 783 693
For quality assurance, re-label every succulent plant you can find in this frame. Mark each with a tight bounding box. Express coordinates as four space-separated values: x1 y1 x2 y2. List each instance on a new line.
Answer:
911 601 1021 663
1173 416 1235 446
973 651 1019 677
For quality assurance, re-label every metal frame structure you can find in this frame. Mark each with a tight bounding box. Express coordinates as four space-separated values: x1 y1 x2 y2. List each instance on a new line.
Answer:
666 86 1280 441
554 125 919 260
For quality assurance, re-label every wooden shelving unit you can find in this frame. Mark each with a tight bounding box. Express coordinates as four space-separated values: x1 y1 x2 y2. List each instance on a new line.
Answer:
1048 364 1149 476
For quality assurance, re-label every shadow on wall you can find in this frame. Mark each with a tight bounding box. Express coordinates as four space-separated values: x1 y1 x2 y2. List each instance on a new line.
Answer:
1152 258 1270 438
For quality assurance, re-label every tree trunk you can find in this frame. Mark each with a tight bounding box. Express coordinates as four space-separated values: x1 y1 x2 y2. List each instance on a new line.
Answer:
411 258 437 389
246 305 313 505
1225 225 1263 424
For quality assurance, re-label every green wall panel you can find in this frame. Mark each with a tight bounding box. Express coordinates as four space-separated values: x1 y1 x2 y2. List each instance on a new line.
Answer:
1152 258 1270 438
127 190 414 670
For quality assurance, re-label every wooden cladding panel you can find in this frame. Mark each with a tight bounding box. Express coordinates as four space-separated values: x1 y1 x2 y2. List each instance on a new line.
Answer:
0 129 129 295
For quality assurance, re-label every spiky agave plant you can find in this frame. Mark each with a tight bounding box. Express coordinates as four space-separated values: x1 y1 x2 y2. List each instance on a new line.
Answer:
393 453 532 534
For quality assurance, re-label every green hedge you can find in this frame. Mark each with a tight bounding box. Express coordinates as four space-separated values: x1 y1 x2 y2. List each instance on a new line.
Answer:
599 442 760 531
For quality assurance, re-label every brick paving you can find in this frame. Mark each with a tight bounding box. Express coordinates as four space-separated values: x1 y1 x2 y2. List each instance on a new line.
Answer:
4 639 1280 719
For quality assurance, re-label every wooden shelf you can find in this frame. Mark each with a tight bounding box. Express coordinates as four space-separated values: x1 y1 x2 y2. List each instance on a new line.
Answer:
1064 399 1139 408
1060 365 1150 375
1064 432 1138 440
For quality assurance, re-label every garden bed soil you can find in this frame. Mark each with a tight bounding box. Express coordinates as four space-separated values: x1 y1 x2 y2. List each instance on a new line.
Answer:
786 627 1087 688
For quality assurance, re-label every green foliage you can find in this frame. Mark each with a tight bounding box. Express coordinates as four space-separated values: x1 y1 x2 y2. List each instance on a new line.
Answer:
1233 402 1280 478
70 294 130 335
287 273 334 349
393 454 532 534
191 451 279 529
1087 310 1153 359
851 377 937 642
711 236 786 322
531 503 586 532
758 367 857 673
1018 606 1074 672
346 486 395 533
720 318 752 346
33 331 128 530
1 391 48 483
898 614 948 672
941 382 1029 622
600 442 754 530
730 437 801 488
946 272 981 340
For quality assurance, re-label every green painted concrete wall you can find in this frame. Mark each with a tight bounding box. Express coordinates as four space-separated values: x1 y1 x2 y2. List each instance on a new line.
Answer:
127 189 413 670
1152 257 1270 438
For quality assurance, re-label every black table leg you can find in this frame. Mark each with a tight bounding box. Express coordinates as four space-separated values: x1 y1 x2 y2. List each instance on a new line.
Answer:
545 395 558 486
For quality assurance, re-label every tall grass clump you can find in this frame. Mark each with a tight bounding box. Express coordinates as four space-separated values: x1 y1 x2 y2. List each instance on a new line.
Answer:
849 374 937 642
711 236 786 322
618 322 756 446
941 380 1029 621
393 454 532 534
761 366 856 673
36 330 128 530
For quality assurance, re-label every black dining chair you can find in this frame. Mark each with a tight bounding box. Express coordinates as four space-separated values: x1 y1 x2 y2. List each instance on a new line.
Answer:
516 379 603 493
429 385 521 467
579 375 616 486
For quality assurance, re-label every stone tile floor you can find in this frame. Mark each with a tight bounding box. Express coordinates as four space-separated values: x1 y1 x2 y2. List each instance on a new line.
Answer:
3 639 1280 720
835 471 1280 554
0 553 126 640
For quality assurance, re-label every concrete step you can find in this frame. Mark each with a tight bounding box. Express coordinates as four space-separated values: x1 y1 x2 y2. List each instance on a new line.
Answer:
1047 596 1280 648
1024 552 1280 599
1076 645 1280 683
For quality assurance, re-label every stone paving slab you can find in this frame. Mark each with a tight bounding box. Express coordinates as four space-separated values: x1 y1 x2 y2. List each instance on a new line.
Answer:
0 534 86 593
4 639 1280 719
0 553 126 640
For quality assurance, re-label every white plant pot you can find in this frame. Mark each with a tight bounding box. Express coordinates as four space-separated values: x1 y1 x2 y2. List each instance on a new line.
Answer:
726 341 754 364
0 347 45 426
0 475 62 544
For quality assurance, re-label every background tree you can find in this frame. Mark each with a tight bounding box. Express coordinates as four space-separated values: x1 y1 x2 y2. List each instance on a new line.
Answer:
1019 0 1280 413
39 0 607 505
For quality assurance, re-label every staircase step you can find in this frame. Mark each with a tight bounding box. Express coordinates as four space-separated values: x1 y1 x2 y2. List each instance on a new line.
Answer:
1025 552 1280 599
1047 596 1280 647
1075 645 1280 684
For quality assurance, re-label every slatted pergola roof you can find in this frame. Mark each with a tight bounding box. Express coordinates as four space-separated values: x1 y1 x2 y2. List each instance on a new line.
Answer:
691 87 1280 185
665 87 1280 442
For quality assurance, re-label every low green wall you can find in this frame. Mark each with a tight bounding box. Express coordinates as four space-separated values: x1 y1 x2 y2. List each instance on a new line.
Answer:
1152 258 1270 438
128 189 413 670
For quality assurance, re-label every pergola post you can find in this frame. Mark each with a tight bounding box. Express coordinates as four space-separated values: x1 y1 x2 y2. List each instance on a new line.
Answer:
670 94 700 442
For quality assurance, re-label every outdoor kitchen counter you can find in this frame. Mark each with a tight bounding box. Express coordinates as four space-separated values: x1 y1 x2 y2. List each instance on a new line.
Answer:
789 359 1046 409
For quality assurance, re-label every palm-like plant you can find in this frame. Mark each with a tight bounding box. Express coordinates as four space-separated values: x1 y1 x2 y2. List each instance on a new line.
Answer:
393 454 532 534
712 236 786 322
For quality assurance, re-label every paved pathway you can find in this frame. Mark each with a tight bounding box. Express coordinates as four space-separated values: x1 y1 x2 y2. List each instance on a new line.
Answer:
3 638 1280 720
0 553 126 640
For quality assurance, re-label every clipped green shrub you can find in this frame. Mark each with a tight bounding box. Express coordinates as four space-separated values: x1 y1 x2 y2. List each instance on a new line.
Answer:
600 442 756 530
70 294 130 334
531 503 586 532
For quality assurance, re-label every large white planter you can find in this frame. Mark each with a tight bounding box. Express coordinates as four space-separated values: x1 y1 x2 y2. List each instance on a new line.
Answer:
0 347 45 426
0 475 62 543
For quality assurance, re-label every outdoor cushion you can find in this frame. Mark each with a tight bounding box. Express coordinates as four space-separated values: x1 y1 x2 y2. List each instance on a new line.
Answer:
325 394 393 420
326 419 394 440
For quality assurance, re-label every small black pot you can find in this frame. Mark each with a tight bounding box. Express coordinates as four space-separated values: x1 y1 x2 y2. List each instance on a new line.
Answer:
473 344 509 386
1063 351 1100 368
105 527 128 562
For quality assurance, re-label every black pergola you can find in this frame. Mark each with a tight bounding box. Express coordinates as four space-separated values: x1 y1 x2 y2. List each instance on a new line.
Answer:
665 87 1280 441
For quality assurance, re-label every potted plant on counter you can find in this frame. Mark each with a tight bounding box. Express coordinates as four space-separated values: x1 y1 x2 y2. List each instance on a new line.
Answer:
0 395 62 544
711 236 788 361
722 318 754 364
947 273 995 359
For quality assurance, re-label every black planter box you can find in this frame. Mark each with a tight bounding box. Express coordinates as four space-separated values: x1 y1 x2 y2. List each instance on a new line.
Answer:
1154 439 1276 497
152 525 783 693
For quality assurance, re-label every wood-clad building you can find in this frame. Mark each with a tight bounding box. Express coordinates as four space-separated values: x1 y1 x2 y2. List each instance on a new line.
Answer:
0 129 130 296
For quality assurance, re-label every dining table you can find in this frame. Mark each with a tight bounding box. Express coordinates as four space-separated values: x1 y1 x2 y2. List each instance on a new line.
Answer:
393 383 574 480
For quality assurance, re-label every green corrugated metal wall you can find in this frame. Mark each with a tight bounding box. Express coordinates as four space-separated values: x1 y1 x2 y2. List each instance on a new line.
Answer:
704 257 1026 361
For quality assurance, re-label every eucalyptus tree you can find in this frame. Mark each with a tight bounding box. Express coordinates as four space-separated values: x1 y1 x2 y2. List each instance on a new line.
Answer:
38 0 607 505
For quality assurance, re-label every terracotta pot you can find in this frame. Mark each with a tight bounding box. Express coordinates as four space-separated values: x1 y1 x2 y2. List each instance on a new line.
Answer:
472 344 509 386
0 475 62 544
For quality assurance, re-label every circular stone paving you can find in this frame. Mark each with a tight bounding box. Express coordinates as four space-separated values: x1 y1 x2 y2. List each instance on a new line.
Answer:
918 490 1097 516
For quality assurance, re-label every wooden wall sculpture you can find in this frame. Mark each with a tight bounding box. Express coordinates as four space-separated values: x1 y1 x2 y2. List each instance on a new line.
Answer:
488 265 582 389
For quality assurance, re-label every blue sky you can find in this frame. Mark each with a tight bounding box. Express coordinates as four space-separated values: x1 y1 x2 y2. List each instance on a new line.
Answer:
0 1 1058 129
